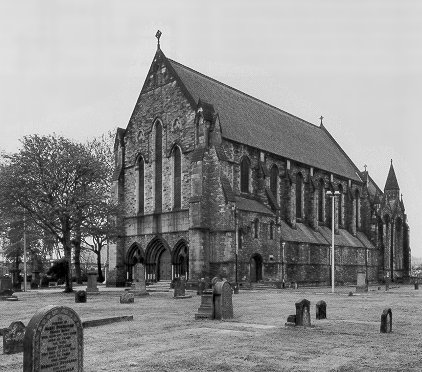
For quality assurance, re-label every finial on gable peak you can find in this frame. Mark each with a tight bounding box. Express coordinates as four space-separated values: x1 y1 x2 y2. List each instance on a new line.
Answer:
319 115 324 126
155 30 162 50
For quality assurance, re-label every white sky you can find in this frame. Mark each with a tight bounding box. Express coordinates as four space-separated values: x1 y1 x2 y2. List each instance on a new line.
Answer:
1 1 420 256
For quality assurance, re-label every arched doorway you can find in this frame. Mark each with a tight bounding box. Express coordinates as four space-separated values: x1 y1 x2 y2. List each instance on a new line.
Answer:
250 254 263 282
172 239 189 279
158 249 171 281
145 237 172 282
126 243 145 282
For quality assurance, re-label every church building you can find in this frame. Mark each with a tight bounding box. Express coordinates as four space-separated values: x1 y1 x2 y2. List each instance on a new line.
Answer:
107 34 410 288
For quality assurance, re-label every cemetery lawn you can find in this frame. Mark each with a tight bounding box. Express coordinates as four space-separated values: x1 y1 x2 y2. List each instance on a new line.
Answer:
1 285 422 371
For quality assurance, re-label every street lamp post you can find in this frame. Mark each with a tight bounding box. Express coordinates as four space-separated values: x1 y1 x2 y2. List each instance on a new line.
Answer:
326 190 340 293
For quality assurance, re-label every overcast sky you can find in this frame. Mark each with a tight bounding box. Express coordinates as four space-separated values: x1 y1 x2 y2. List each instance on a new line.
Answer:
1 1 420 257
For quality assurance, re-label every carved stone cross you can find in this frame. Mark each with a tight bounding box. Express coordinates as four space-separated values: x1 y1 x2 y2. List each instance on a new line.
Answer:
156 30 162 48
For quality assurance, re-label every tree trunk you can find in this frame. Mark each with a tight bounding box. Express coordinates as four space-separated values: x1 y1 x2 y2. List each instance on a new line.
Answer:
96 248 104 283
62 221 73 293
73 213 83 284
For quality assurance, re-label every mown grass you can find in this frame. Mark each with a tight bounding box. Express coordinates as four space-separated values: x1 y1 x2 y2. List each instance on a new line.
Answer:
1 285 422 371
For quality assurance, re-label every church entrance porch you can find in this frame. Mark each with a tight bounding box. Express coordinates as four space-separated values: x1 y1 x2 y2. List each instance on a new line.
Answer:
158 249 171 281
145 237 172 282
250 254 263 282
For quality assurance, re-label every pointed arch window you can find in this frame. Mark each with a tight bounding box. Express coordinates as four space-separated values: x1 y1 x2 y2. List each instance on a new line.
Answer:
254 218 259 239
137 157 144 214
240 157 250 193
296 173 304 219
173 146 182 209
355 189 360 230
155 121 163 212
338 184 343 227
318 179 325 223
270 164 278 198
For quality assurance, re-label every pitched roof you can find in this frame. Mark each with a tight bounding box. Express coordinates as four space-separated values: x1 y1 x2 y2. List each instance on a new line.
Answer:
384 162 400 191
167 57 362 182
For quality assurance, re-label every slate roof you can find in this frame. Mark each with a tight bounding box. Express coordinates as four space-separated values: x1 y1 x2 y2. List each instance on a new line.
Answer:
235 196 274 215
168 57 362 182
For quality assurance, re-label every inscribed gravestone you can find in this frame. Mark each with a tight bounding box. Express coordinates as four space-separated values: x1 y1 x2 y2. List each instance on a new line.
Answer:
75 290 86 303
380 308 392 333
129 263 148 296
120 292 135 303
86 271 99 293
195 291 214 319
356 271 368 292
295 299 311 327
213 280 233 320
316 300 327 320
3 321 25 354
23 305 83 372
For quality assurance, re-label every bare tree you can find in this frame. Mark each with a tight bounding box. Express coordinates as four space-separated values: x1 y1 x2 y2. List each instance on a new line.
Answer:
0 135 106 292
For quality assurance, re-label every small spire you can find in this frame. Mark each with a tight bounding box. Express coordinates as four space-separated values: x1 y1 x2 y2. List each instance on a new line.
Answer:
364 164 367 172
155 30 162 50
391 158 393 165
319 116 324 126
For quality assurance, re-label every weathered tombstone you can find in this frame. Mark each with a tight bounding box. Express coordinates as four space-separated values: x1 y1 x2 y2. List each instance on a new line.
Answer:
415 280 419 290
213 280 233 320
129 263 149 296
0 276 14 298
295 299 311 327
23 305 83 372
380 308 392 333
3 321 25 354
195 290 214 319
120 292 135 304
86 271 99 293
172 276 191 299
316 300 327 320
356 271 368 292
197 278 206 295
75 290 87 303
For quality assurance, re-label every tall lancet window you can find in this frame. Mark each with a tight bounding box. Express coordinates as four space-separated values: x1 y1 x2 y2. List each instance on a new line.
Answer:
296 173 304 219
173 146 182 209
137 157 144 214
355 189 360 230
240 157 250 193
338 184 343 227
270 164 278 198
318 179 325 223
155 121 163 212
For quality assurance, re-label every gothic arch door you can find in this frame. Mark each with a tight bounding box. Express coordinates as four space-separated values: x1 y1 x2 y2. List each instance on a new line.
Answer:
158 249 171 281
250 254 263 282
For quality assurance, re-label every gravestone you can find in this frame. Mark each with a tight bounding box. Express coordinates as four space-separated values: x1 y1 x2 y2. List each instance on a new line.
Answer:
213 280 233 320
3 321 25 354
316 300 327 320
120 292 135 304
129 263 149 296
295 299 311 327
356 271 368 292
415 281 419 290
380 308 392 333
172 276 191 299
23 305 83 372
197 278 206 295
194 290 214 319
0 276 13 295
75 290 87 303
86 271 99 293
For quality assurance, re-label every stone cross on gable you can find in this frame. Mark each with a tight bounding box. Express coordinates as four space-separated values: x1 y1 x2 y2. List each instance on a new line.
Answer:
156 30 162 49
319 116 324 125
364 164 367 172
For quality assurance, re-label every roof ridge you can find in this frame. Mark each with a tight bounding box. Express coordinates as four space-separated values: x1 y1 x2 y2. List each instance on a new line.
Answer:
168 58 321 130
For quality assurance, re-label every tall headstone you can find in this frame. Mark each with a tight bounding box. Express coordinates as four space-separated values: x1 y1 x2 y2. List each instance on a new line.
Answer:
0 276 13 297
172 276 191 298
356 271 368 292
129 263 149 296
380 308 392 333
3 321 25 354
316 300 327 320
86 271 99 293
213 280 233 320
295 299 311 327
23 305 83 371
195 290 214 319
